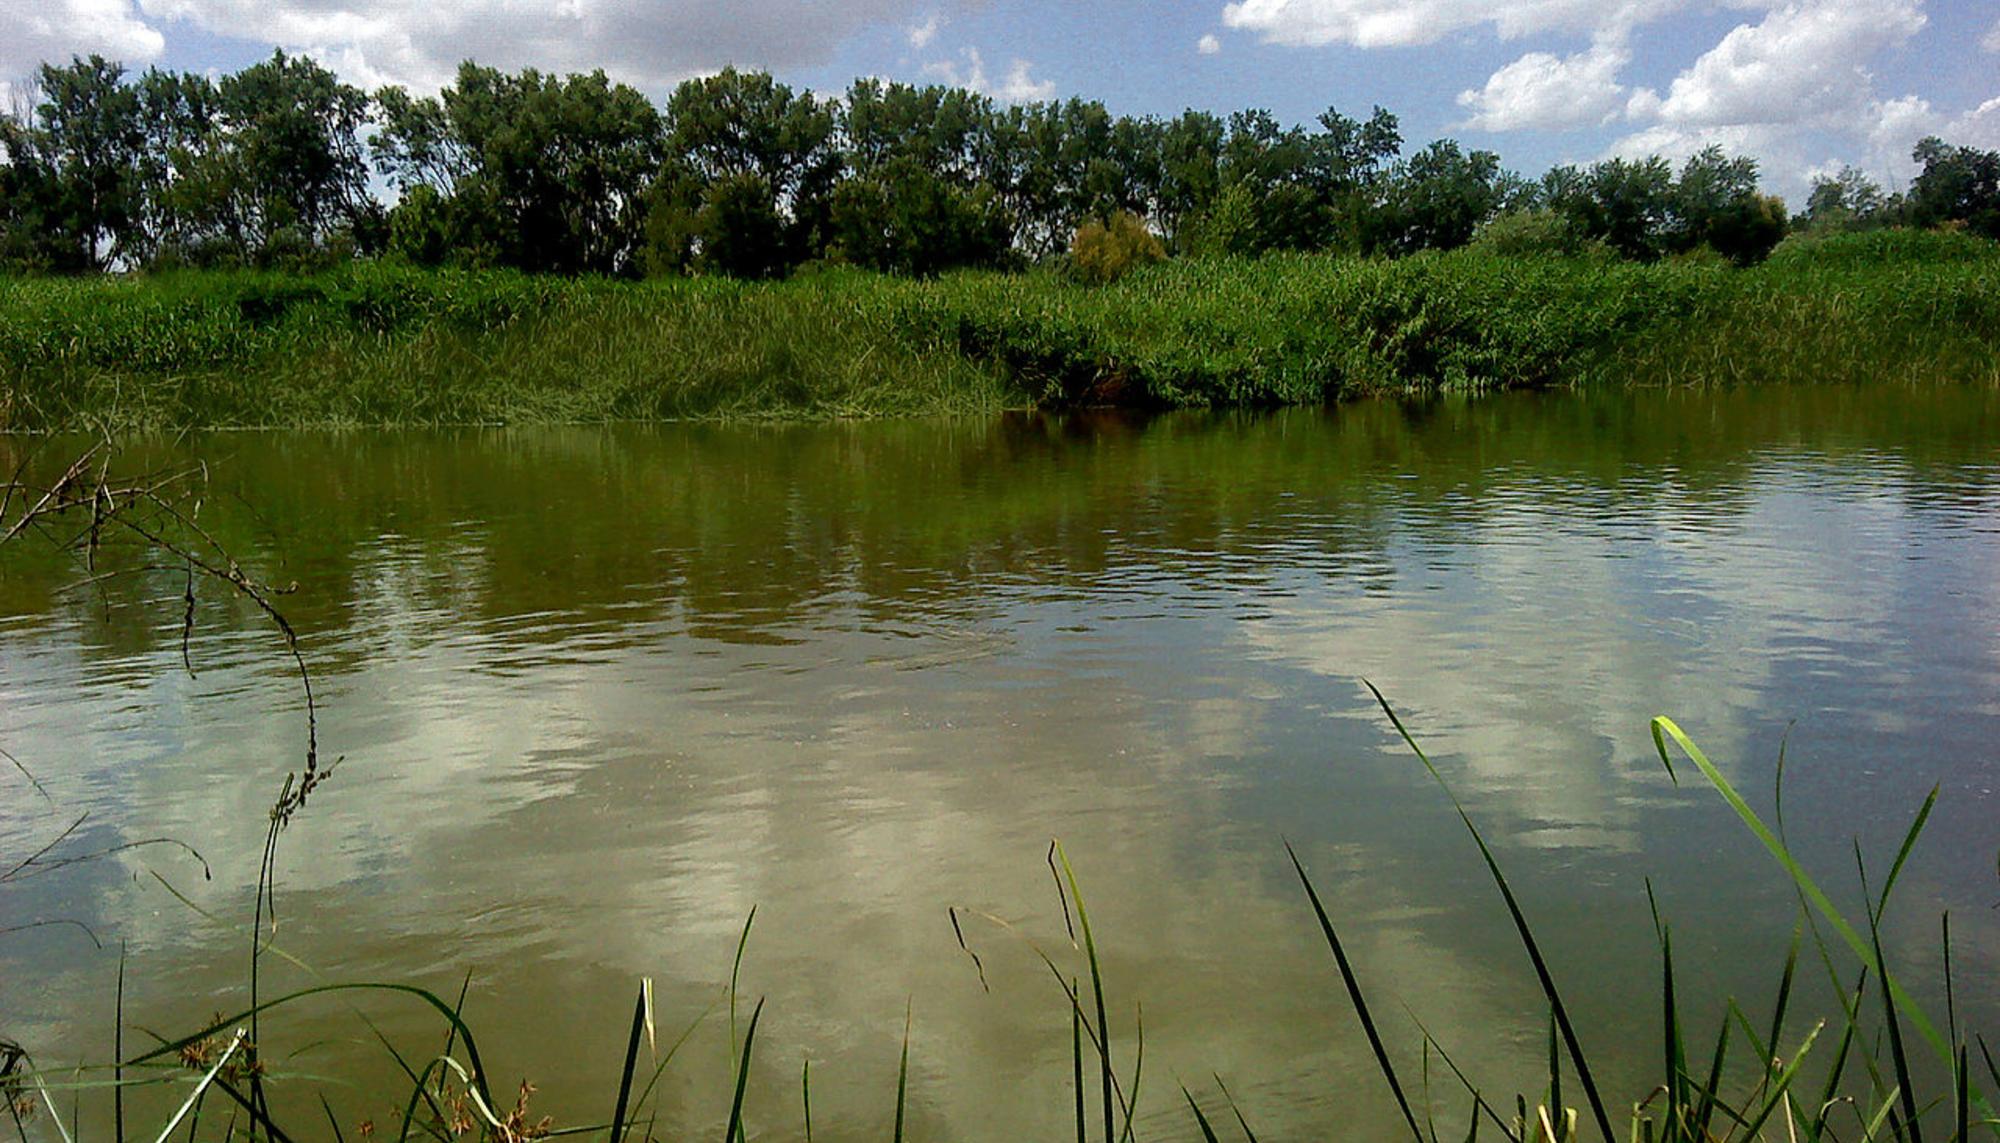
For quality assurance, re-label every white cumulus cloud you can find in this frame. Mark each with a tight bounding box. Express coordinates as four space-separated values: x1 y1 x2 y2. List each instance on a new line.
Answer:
1984 16 2000 53
1607 0 1935 199
1197 33 1222 54
1456 41 1627 131
1951 96 2000 149
1627 0 1925 130
1608 122 1790 167
1219 0 1684 50
118 0 963 92
907 13 941 49
922 46 1055 103
2 0 164 83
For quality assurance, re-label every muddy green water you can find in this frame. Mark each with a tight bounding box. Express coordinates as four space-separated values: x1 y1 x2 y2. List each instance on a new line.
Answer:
4 385 2000 1141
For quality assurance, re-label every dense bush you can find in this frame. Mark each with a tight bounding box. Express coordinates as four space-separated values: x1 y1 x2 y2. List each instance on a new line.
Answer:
1762 226 2000 270
1069 212 1166 284
1467 210 1611 260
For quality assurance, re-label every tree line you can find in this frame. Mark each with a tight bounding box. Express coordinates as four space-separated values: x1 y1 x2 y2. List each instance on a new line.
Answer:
2 51 1996 279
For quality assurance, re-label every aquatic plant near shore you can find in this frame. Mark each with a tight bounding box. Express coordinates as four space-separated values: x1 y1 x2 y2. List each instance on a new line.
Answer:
1270 690 1988 1143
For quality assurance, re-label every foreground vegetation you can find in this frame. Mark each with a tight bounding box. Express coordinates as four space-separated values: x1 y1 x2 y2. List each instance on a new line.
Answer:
6 695 1988 1143
3 228 1996 431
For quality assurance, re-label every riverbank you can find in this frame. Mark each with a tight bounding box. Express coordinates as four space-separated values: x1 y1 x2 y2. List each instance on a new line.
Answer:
3 228 1996 431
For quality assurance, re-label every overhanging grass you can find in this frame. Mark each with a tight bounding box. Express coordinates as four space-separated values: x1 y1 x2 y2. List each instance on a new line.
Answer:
3 229 1997 431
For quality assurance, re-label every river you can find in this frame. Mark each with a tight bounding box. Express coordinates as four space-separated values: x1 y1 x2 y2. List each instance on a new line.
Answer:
3 383 1999 1141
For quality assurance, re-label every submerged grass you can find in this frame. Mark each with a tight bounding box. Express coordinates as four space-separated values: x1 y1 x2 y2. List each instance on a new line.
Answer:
3 229 1996 431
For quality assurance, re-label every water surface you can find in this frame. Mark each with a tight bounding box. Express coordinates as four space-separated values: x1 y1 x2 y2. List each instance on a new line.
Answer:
4 384 2000 1140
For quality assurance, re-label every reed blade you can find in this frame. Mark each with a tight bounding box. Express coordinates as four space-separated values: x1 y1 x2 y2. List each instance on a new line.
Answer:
1371 683 1615 1143
609 980 650 1143
1214 1075 1261 1143
1073 981 1086 1143
1053 842 1115 1143
1651 716 1955 1072
1288 841 1424 1142
721 998 765 1143
1182 1087 1223 1143
1869 890 1924 1143
1876 787 1939 920
894 1001 912 1143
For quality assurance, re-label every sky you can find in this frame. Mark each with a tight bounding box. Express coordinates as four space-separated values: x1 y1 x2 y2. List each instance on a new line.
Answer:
3 0 1998 203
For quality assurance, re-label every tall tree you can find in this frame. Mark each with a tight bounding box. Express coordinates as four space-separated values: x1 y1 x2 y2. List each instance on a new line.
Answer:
13 56 147 270
1546 157 1674 260
1376 140 1504 254
376 64 663 273
132 68 243 265
1799 166 1892 232
220 50 372 255
1664 146 1784 262
1909 136 2000 239
652 67 837 276
831 81 1013 274
1155 110 1224 250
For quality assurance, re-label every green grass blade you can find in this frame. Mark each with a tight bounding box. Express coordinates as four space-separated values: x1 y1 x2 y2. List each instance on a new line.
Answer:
1869 885 1925 1143
1861 1087 1905 1141
395 1057 453 1143
1119 1004 1144 1143
1688 1013 1731 1141
1644 882 1686 1140
1073 979 1087 1143
1287 841 1424 1142
730 907 756 1063
1651 716 1955 1072
1546 1011 1562 1132
609 980 649 1143
1053 842 1115 1143
1213 1075 1260 1143
1975 1037 2000 1141
1958 1047 1970 1143
1769 921 1804 1071
1944 914 1960 1051
114 944 125 1143
122 982 500 1115
632 995 722 1124
1371 684 1615 1143
318 1093 347 1143
440 970 471 1066
1402 1018 1521 1143
1811 968 1869 1141
1732 1018 1828 1142
1876 787 1939 921
204 1074 300 1143
722 998 764 1143
1182 1087 1224 1143
894 1001 912 1143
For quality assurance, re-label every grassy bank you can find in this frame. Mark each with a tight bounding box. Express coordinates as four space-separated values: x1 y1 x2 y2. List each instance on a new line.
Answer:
3 229 1997 431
